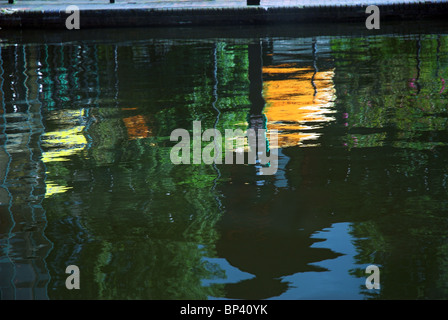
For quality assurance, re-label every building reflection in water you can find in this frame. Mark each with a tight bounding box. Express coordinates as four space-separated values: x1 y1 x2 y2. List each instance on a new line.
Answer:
41 108 88 197
215 39 341 299
122 114 152 140
0 43 98 299
263 65 335 148
0 46 52 300
0 36 358 300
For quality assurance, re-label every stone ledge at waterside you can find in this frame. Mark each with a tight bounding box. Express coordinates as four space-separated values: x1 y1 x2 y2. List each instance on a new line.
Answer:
1 0 448 29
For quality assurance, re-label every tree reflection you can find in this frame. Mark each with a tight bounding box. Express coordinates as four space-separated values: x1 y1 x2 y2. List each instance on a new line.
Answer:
1 31 448 300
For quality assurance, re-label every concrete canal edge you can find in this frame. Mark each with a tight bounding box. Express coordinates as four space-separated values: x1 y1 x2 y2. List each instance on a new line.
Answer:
0 2 448 29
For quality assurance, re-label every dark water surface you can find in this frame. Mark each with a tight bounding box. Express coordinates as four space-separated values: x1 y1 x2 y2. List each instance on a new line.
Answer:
1 22 448 300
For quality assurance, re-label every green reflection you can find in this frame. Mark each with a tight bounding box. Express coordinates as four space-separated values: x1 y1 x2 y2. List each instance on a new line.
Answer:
1 29 448 300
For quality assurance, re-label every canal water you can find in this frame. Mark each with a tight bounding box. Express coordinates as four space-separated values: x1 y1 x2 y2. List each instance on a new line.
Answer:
1 22 448 300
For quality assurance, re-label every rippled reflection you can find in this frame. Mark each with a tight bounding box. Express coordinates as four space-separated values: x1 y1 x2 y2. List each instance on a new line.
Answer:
263 64 336 147
1 29 448 300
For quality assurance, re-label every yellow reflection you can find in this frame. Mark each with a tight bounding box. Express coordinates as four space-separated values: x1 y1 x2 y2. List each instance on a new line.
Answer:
41 109 87 197
44 182 73 198
263 64 336 148
41 126 87 162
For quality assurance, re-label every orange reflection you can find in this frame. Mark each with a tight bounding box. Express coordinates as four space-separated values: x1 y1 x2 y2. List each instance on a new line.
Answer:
263 64 336 148
123 114 151 140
